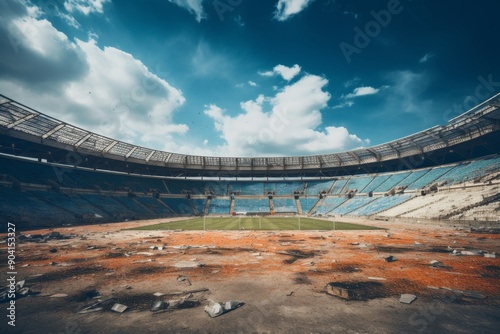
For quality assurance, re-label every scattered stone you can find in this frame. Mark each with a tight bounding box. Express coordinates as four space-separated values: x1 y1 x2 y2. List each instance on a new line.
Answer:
204 300 243 318
205 301 224 317
384 255 397 263
78 307 103 314
367 277 386 281
153 292 165 297
350 242 360 246
430 260 445 268
111 303 128 313
399 294 417 304
451 249 461 256
280 242 291 246
414 241 422 245
484 252 496 258
49 248 58 253
385 233 391 238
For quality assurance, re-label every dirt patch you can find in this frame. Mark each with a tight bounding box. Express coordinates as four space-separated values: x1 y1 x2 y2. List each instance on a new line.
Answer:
294 273 312 285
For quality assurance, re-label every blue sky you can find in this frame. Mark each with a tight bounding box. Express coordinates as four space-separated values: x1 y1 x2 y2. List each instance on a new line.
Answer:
0 0 498 157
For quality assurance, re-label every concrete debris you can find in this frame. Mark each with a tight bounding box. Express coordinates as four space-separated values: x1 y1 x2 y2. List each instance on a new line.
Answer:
151 301 167 312
280 242 291 246
385 233 391 238
484 252 496 258
78 297 115 314
451 249 461 256
399 294 417 304
111 303 128 313
350 242 360 246
174 261 204 269
153 292 165 297
50 293 68 298
18 287 31 296
367 277 386 281
204 300 243 318
414 241 422 245
461 250 483 256
430 260 445 268
326 284 353 300
384 255 397 263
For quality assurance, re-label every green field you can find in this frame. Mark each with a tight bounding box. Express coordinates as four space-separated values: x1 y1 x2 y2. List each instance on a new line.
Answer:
129 216 382 231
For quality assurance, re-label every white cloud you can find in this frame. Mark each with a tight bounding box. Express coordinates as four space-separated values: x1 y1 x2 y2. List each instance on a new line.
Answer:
248 81 257 87
57 12 81 29
168 0 206 22
345 86 381 99
64 0 111 15
419 52 435 64
0 1 188 152
259 64 301 81
274 0 315 21
203 73 368 156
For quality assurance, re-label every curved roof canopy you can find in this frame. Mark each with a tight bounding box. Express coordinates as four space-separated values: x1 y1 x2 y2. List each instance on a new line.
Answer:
0 93 499 178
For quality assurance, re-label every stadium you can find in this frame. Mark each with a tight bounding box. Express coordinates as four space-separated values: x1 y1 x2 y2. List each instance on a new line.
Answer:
1 93 499 227
1 93 499 333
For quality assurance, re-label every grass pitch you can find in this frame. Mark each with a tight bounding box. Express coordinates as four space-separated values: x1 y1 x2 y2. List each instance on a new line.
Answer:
130 216 382 231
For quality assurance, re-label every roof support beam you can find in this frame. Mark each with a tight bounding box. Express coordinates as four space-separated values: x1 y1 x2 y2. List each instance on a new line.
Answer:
42 124 65 139
125 147 137 159
75 133 92 148
145 150 155 162
7 113 37 129
103 141 117 153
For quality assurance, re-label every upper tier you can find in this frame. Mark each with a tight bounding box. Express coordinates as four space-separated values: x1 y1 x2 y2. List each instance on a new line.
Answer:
0 93 499 177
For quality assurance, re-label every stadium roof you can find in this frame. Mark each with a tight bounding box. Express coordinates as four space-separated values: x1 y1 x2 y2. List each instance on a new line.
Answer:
0 93 499 178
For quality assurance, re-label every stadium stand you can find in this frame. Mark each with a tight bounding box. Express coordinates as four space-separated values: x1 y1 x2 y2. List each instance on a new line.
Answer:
272 198 297 213
233 198 270 213
208 198 231 214
330 196 376 215
299 197 319 214
0 92 499 227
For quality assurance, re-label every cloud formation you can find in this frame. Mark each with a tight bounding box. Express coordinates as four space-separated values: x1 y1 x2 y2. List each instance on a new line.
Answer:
204 73 369 156
168 0 206 22
0 0 188 151
64 0 111 15
259 64 301 81
274 0 315 21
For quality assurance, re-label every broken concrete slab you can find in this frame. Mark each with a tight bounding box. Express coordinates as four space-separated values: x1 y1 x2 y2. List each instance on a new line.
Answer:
484 252 496 258
399 294 417 304
326 284 353 300
461 250 483 256
111 303 128 313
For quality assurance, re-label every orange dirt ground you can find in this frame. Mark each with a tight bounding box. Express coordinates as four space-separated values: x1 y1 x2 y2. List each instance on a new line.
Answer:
1 217 499 334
